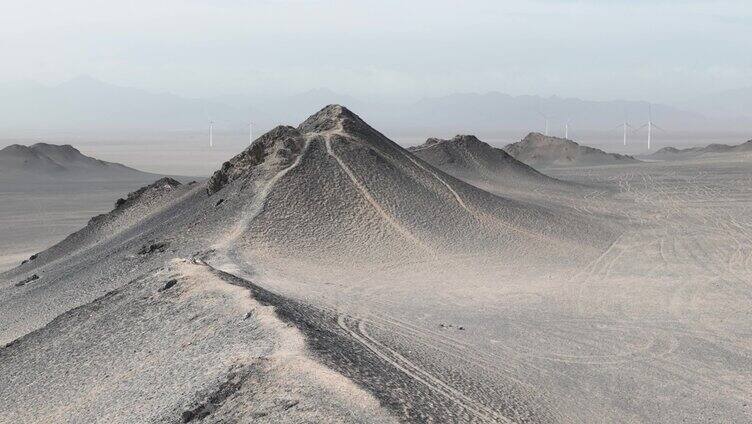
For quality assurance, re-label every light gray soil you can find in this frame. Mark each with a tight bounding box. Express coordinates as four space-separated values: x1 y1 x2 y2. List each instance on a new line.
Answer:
0 179 174 272
1 106 750 423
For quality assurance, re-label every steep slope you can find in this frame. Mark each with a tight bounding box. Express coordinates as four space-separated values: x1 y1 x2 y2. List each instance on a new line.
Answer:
0 259 394 424
647 139 752 160
0 105 624 423
206 106 615 272
408 135 576 195
505 132 640 168
17 177 188 268
1 176 197 339
2 106 619 344
0 143 156 181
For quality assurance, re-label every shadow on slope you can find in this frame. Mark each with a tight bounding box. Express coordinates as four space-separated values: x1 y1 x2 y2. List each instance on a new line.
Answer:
206 106 618 273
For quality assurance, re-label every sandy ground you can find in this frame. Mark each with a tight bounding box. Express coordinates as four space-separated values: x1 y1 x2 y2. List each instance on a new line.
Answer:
0 179 163 271
1 108 750 423
0 259 394 423
215 150 752 421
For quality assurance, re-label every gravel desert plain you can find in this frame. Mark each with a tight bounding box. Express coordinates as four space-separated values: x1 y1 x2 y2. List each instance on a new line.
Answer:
1 105 751 423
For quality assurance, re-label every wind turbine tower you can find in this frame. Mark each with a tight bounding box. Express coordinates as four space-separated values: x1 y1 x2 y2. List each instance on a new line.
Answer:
209 120 214 148
635 104 665 151
615 111 634 146
249 122 253 146
564 119 570 139
622 121 631 146
647 104 654 150
612 120 634 146
538 111 551 136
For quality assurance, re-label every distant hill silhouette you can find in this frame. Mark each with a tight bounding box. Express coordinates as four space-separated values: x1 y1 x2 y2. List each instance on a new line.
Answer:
408 135 574 194
0 142 156 180
646 139 752 160
0 77 726 136
505 133 640 167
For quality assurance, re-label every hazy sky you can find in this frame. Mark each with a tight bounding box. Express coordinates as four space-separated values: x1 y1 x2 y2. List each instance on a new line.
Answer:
2 1 750 103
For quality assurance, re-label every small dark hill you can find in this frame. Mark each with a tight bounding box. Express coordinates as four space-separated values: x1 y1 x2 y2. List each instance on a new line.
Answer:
504 132 640 168
408 135 574 193
0 143 155 180
0 144 66 174
647 139 752 160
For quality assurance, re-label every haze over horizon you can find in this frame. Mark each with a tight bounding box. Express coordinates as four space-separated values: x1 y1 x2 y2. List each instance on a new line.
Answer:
2 76 751 176
1 1 750 174
2 1 751 104
3 3 752 420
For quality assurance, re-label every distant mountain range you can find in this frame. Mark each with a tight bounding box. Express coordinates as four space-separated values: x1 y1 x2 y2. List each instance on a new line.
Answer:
504 133 640 168
0 76 244 132
395 93 708 134
0 142 156 181
681 87 752 121
0 77 749 137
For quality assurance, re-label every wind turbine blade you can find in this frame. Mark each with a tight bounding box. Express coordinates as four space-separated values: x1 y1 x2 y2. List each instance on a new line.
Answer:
652 124 668 133
632 123 648 132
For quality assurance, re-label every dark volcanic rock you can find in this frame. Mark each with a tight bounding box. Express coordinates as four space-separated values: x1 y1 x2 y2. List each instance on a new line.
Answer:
114 177 182 210
206 126 306 195
20 254 38 266
159 279 178 292
16 274 39 287
138 241 169 255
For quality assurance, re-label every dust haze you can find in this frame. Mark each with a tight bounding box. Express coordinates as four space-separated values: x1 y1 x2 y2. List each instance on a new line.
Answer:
1 2 751 423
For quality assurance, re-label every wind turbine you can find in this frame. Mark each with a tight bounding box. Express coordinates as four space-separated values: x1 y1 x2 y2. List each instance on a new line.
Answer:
611 109 635 146
538 111 552 136
611 119 635 146
249 121 253 146
634 104 665 150
204 107 214 148
621 121 634 146
564 119 571 139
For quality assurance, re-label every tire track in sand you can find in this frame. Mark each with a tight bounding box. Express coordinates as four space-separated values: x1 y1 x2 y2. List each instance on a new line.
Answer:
336 314 513 423
324 134 435 255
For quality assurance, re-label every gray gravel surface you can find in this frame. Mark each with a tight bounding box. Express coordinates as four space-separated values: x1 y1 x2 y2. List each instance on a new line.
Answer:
1 106 751 423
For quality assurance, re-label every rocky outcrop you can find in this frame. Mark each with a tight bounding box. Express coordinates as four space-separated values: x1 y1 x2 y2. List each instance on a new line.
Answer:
113 177 182 211
206 126 306 195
